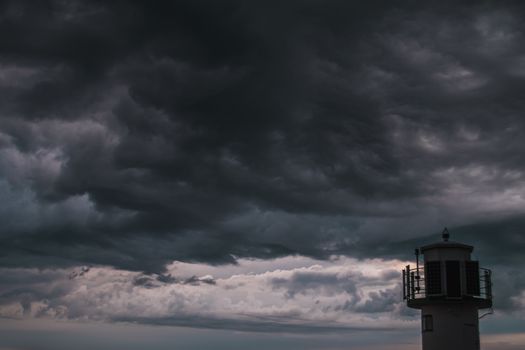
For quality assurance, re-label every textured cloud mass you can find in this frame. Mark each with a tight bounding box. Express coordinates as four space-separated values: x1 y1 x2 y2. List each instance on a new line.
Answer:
2 0 525 271
1 0 525 346
0 257 411 332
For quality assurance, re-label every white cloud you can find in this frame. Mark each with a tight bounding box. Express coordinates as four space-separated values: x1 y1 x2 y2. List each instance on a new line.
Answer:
0 257 414 332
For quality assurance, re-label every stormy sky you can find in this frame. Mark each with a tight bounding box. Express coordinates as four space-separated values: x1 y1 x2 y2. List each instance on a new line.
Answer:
1 1 525 349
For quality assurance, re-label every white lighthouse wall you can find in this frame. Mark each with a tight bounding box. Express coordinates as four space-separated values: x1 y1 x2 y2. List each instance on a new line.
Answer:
423 247 471 262
421 304 480 350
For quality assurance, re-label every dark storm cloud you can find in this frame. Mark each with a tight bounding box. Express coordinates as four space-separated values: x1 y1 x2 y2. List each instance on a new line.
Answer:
1 0 525 287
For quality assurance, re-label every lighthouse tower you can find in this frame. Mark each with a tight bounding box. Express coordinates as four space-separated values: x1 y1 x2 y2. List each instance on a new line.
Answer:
403 229 492 350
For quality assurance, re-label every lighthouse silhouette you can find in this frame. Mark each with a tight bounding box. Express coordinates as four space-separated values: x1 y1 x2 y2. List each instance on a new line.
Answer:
403 228 493 350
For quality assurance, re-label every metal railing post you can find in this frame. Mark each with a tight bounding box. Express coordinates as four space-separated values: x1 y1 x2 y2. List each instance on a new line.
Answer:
484 270 492 299
410 271 415 299
402 269 406 300
406 265 411 299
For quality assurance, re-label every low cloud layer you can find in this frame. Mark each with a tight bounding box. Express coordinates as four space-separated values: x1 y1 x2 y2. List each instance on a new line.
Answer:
0 257 413 332
1 255 523 335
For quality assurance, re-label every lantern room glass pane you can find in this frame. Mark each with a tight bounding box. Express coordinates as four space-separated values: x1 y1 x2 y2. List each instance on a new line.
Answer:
425 261 442 295
466 261 480 296
446 260 461 297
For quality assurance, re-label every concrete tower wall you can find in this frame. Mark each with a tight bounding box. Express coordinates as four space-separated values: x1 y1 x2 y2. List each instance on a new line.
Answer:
421 304 479 350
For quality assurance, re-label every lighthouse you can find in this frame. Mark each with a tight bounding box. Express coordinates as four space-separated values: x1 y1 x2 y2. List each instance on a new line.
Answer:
402 228 493 350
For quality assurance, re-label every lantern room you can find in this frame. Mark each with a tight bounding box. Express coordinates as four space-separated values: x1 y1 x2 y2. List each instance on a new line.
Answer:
402 228 493 350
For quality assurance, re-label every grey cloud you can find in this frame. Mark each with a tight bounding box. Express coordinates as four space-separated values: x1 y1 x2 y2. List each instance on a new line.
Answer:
0 260 414 334
68 266 90 279
354 287 400 313
183 275 216 286
0 0 524 295
111 314 396 334
269 268 406 314
132 273 215 288
0 268 73 318
271 271 359 299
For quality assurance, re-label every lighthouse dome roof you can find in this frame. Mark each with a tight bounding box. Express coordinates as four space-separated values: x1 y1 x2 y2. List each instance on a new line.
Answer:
420 240 473 253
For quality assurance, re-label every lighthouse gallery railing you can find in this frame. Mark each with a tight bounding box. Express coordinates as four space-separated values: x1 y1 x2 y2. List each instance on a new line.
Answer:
402 265 492 302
